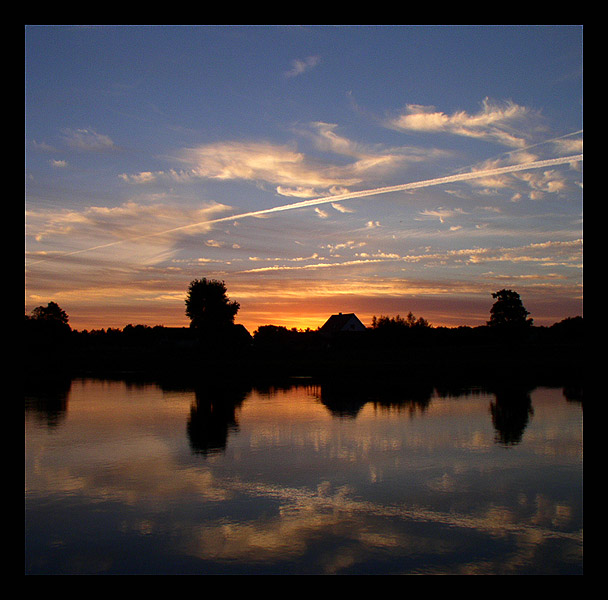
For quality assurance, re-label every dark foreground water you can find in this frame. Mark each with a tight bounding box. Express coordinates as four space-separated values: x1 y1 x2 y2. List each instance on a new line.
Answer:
25 377 582 575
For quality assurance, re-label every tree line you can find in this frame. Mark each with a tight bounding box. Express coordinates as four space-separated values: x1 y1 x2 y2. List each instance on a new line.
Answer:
25 279 583 378
25 278 581 338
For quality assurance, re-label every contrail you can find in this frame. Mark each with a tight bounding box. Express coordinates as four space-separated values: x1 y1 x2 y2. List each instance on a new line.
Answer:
27 154 582 265
217 154 583 220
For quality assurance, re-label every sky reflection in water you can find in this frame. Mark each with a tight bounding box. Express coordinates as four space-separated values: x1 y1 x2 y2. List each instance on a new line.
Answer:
25 378 583 575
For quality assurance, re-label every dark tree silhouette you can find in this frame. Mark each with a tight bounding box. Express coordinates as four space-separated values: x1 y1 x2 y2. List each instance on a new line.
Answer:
30 301 70 326
25 301 72 348
371 312 431 329
487 289 533 329
185 278 240 334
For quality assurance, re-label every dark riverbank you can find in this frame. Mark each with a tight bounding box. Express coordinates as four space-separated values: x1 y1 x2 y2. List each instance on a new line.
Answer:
25 319 583 395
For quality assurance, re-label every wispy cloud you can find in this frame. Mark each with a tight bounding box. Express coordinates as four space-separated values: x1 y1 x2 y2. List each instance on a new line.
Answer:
202 154 580 225
62 128 117 151
182 132 421 192
467 153 575 198
300 121 444 177
387 98 535 147
27 200 231 263
177 141 363 191
331 203 355 214
235 239 582 275
285 55 321 77
419 207 467 223
32 140 57 152
29 154 582 266
120 121 447 197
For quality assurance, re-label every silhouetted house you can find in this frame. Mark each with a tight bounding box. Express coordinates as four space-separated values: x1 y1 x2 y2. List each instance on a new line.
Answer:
320 313 366 334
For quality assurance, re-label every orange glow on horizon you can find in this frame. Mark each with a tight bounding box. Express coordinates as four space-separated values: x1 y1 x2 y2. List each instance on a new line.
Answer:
32 278 580 333
62 304 491 334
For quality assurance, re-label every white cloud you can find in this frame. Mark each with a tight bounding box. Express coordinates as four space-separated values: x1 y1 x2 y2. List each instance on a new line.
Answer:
285 55 321 77
387 98 534 148
468 160 571 198
331 203 355 213
419 207 466 223
515 170 568 195
119 169 193 184
234 239 582 276
62 128 116 151
178 141 363 190
552 137 583 156
301 121 442 174
27 201 230 248
119 171 159 184
120 121 450 196
307 122 368 158
276 186 319 198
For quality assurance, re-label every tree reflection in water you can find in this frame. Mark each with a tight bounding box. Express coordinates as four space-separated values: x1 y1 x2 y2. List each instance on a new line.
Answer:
25 376 583 574
488 383 534 446
24 376 581 452
187 380 251 455
183 377 560 453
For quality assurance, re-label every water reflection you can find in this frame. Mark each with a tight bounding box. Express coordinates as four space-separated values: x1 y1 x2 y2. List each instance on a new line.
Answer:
25 377 582 574
25 377 581 451
24 375 72 428
181 377 581 452
187 380 250 456
488 383 534 446
319 378 434 418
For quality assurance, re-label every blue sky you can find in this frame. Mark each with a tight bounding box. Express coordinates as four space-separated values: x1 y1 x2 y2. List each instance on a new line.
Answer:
25 25 583 331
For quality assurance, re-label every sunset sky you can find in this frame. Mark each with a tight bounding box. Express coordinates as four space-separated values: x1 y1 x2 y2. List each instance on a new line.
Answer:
25 25 583 333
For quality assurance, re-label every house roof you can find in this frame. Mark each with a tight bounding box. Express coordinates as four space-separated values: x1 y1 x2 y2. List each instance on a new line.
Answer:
320 313 365 333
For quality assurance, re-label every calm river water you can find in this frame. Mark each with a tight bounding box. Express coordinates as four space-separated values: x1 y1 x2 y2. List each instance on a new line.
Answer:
25 377 583 575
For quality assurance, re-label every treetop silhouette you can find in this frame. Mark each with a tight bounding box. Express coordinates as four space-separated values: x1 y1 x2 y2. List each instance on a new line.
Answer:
185 278 240 333
487 289 533 329
29 301 70 327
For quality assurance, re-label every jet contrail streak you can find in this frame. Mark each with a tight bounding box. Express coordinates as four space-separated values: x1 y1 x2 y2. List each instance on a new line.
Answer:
211 154 582 221
27 154 582 265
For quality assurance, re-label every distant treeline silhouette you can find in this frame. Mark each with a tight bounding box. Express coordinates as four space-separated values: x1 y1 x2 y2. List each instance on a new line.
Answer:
25 283 583 382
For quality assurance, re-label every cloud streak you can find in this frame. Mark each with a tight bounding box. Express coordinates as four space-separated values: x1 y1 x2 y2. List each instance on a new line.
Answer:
27 154 582 266
236 239 582 274
388 99 534 147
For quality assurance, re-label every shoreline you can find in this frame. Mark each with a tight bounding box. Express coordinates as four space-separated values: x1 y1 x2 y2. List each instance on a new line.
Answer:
26 336 583 394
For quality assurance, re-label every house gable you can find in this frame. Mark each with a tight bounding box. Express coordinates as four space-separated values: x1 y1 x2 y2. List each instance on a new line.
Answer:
320 312 366 333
